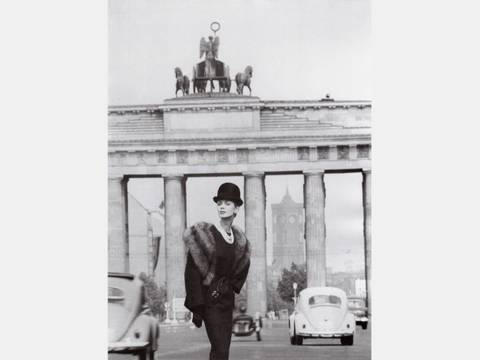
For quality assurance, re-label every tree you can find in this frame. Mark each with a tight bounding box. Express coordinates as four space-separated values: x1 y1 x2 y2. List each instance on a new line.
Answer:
276 262 307 304
267 278 290 312
234 285 247 313
139 272 166 319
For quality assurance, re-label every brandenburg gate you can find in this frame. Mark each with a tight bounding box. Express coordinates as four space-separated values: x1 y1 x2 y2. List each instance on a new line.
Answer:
108 93 372 316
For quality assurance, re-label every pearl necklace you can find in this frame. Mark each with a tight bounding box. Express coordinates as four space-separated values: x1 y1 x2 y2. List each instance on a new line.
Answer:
216 223 235 244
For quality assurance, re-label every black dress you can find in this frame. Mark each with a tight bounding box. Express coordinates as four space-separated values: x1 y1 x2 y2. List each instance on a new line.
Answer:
184 225 237 360
202 226 235 360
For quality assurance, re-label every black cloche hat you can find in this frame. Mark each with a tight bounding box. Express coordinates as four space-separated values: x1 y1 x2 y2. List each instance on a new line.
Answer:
213 182 243 206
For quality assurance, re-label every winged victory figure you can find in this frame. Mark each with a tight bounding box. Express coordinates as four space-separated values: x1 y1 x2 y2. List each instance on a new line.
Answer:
199 36 220 79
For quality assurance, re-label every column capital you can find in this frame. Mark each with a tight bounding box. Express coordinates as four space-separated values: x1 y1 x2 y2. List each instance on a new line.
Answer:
163 173 185 180
242 171 265 178
108 175 125 181
303 169 325 176
108 175 128 185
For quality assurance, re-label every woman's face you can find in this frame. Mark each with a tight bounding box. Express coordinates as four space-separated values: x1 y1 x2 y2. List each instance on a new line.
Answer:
216 199 239 219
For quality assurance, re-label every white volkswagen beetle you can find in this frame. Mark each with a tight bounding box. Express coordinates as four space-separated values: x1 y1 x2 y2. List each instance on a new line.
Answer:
108 273 159 360
289 287 355 346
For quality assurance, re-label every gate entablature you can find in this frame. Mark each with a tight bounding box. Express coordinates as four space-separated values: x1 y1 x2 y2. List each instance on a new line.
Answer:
109 98 371 140
108 97 371 178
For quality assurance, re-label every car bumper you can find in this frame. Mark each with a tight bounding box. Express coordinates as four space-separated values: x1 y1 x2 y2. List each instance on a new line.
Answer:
355 317 368 323
233 330 256 336
297 330 354 338
108 341 149 353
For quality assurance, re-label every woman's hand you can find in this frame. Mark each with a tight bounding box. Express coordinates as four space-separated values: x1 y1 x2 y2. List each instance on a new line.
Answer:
192 312 203 328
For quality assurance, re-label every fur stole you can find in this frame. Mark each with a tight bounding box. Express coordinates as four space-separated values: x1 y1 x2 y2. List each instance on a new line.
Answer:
183 222 251 286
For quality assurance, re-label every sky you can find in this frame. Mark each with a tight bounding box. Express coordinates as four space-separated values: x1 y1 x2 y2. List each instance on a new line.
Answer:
112 0 370 273
109 0 371 105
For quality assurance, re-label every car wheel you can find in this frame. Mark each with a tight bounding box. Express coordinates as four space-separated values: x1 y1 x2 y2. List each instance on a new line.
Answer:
148 347 156 360
341 334 354 346
293 326 303 346
138 348 148 360
296 335 303 345
289 321 295 345
362 322 368 330
290 335 296 345
290 326 297 345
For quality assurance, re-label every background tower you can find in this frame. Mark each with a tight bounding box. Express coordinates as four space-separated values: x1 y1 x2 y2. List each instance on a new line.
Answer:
271 187 305 282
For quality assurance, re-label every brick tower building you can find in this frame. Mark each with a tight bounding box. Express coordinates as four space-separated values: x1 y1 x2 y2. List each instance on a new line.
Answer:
271 188 305 281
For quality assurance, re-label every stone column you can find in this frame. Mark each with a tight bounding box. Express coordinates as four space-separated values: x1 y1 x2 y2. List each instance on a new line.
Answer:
164 175 187 317
243 172 267 316
304 171 327 286
362 169 372 316
108 176 129 273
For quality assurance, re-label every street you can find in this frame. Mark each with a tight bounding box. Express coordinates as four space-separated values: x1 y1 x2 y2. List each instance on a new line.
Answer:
110 319 370 360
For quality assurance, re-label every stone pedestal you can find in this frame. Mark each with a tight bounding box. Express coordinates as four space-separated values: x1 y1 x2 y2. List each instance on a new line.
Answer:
362 170 372 315
244 172 267 315
304 171 327 286
164 175 187 316
160 94 261 137
108 176 129 273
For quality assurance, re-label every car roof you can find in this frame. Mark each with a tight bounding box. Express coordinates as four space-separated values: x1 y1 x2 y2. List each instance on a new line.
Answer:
299 286 347 298
108 272 135 280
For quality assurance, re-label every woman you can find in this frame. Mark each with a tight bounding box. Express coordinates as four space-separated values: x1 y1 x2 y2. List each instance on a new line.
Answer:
184 182 251 360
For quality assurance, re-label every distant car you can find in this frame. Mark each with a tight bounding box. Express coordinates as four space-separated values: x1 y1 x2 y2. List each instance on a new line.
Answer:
108 273 159 360
232 310 263 341
347 296 369 329
289 287 355 346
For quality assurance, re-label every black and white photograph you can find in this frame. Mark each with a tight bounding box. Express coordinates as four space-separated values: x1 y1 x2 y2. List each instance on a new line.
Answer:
3 1 480 360
109 1 370 359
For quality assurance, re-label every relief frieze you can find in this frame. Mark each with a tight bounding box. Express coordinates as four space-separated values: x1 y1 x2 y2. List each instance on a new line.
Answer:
124 152 140 166
317 146 329 160
157 151 168 163
357 144 371 159
255 148 270 162
137 152 146 165
176 150 189 164
196 150 210 164
297 147 310 160
237 149 249 163
337 146 350 160
216 149 228 163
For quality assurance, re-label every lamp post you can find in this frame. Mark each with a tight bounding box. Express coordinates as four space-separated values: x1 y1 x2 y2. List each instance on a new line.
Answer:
293 282 298 305
146 209 165 277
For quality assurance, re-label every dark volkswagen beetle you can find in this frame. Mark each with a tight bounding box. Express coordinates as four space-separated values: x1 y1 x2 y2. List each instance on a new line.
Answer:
232 306 262 341
347 296 369 329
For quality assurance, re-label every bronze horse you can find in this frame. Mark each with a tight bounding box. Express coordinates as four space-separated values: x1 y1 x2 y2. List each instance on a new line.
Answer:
192 66 207 93
175 67 190 96
235 66 253 95
219 65 231 93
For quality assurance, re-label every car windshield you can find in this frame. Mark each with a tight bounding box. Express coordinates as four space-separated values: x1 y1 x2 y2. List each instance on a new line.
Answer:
308 294 341 307
348 299 365 308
